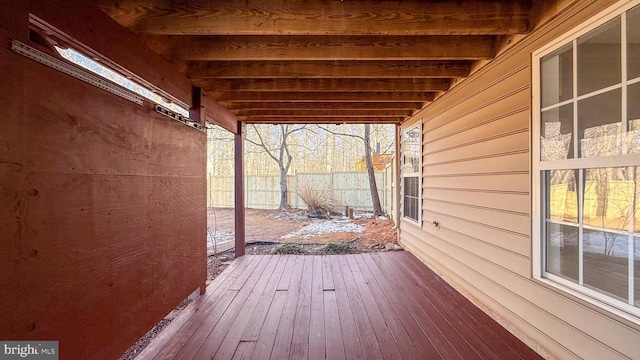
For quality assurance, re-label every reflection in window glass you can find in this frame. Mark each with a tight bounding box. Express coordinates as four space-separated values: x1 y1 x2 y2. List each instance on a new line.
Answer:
541 105 574 160
583 228 628 301
547 170 578 223
403 177 419 222
628 5 640 80
629 82 640 129
402 127 420 173
577 17 621 95
541 44 573 108
579 89 622 158
546 223 579 282
539 4 640 313
635 237 640 307
583 167 635 231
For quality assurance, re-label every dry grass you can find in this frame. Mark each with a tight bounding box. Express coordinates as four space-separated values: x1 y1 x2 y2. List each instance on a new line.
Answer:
295 180 344 217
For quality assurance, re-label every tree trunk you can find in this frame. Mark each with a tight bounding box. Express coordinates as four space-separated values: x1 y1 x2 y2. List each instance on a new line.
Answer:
364 124 384 217
279 165 289 210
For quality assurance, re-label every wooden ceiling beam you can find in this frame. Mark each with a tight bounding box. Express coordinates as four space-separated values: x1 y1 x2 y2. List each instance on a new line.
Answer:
186 60 470 79
97 0 531 36
241 117 404 124
221 102 425 110
140 35 495 61
201 78 450 93
232 109 411 117
215 92 437 102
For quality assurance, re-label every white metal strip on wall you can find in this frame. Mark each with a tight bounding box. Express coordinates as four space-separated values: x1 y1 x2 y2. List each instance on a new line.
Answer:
11 40 145 105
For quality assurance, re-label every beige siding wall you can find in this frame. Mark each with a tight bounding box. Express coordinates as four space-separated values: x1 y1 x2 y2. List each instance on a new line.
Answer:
400 0 640 359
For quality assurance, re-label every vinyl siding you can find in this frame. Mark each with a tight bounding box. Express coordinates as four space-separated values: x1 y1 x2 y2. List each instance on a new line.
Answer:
399 0 640 358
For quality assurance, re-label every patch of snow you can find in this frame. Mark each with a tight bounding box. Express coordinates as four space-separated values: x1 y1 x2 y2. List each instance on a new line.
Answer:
379 215 388 221
353 212 374 219
207 229 233 248
281 219 365 240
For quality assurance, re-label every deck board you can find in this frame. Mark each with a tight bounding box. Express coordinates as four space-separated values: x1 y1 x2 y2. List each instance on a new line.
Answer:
141 252 543 360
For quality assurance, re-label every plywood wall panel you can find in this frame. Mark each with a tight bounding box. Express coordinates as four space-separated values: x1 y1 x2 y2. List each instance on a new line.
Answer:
0 30 206 360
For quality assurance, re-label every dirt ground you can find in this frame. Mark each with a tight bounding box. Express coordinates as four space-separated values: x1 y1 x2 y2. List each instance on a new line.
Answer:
119 207 399 360
207 207 398 250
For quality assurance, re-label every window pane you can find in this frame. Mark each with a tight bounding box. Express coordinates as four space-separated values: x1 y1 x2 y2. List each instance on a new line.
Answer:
402 127 420 173
578 89 622 158
628 83 640 157
541 43 573 107
547 170 578 223
584 228 628 301
635 236 640 307
584 167 635 231
546 223 579 282
628 5 640 80
577 17 621 95
404 177 419 221
541 104 574 160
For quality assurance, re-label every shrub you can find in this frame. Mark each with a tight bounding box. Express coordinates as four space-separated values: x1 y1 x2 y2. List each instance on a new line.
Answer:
272 243 305 254
295 180 344 218
324 242 355 254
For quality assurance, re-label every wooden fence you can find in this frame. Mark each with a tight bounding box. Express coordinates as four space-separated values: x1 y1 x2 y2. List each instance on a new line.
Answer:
207 171 390 212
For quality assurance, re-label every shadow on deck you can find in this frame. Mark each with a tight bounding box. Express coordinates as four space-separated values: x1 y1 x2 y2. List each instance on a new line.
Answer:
138 252 542 359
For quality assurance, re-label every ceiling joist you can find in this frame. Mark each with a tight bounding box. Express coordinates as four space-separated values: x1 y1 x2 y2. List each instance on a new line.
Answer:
140 35 497 61
186 60 471 79
96 0 533 125
98 0 531 36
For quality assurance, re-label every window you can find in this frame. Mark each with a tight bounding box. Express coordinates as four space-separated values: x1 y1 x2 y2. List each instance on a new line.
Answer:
402 124 421 223
533 1 640 320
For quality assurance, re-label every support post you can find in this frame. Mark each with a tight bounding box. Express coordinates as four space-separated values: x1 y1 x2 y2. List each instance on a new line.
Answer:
189 86 205 125
394 124 402 239
234 121 246 257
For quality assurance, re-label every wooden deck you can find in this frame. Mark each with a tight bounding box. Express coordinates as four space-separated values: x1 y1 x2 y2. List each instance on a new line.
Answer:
140 252 542 360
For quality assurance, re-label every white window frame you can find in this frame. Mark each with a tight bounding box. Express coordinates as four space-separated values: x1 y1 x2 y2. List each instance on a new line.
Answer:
401 123 422 225
532 0 640 324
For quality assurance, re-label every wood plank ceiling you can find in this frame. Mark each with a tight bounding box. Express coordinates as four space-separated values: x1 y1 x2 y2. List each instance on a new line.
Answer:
96 0 532 125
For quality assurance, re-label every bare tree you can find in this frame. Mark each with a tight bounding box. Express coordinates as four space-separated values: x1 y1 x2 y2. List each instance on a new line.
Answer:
246 124 307 209
317 124 384 217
